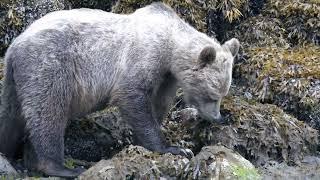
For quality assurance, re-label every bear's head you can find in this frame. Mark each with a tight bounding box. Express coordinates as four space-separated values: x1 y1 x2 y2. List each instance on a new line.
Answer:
181 38 240 124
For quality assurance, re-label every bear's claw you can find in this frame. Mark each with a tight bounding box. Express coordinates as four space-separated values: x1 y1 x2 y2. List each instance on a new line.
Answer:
164 146 194 159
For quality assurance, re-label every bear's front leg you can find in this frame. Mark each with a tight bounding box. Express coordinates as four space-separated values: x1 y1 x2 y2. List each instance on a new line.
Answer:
113 90 193 158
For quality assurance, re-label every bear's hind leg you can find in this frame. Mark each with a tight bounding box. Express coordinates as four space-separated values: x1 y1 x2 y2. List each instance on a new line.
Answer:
16 70 83 178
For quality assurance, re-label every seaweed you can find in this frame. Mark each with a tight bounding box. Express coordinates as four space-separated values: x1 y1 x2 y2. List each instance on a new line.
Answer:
234 45 320 129
163 94 318 166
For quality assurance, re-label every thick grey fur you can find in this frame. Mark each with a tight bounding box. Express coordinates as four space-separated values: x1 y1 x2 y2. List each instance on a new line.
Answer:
0 2 239 177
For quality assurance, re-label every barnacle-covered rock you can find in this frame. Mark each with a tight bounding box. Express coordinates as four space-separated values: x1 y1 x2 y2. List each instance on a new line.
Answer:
234 45 320 129
79 145 259 180
164 95 318 166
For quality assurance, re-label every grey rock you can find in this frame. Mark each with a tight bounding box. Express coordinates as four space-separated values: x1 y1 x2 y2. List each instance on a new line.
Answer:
79 145 260 180
0 153 17 176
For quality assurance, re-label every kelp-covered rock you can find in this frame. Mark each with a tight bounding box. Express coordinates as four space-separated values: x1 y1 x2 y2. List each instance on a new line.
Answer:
112 0 254 39
225 15 290 48
164 94 318 166
261 156 320 179
264 0 320 45
226 0 320 46
79 145 259 180
0 0 65 56
65 107 133 162
234 45 320 129
66 0 117 11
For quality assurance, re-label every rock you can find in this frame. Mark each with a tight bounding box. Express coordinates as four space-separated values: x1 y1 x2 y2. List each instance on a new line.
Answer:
164 95 318 166
183 145 260 180
66 0 117 11
261 156 320 179
0 153 17 176
79 145 190 179
264 0 320 46
233 45 320 130
65 107 133 162
79 145 259 180
20 177 63 180
225 15 290 48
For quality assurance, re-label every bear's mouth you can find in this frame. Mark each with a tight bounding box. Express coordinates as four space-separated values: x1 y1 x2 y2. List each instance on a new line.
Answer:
178 108 232 128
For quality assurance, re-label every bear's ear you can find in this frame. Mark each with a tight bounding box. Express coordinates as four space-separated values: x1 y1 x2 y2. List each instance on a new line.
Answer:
198 46 216 68
223 38 240 57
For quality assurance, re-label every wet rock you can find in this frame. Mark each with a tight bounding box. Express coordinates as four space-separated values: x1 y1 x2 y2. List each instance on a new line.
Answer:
0 153 17 176
164 95 318 166
79 145 259 180
65 107 133 162
261 156 320 179
66 0 117 11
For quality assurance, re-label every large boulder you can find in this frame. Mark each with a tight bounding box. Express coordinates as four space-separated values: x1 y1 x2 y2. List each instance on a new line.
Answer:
79 145 260 180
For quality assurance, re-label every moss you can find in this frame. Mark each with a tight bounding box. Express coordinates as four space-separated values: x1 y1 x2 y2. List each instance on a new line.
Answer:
64 158 76 169
231 165 262 180
0 175 16 180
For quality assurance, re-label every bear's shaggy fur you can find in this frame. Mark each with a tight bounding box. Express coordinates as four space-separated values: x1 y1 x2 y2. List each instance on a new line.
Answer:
0 2 239 177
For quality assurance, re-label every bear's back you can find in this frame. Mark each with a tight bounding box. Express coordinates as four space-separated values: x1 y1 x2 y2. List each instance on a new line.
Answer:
12 3 187 47
17 9 123 39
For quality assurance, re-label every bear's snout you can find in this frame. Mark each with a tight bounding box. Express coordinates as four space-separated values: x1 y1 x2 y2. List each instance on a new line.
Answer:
198 103 226 124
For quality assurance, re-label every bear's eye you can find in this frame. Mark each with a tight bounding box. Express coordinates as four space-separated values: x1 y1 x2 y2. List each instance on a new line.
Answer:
204 96 217 103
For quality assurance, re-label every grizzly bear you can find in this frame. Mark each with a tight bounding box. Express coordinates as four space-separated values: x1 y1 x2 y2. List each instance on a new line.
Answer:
0 2 239 178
